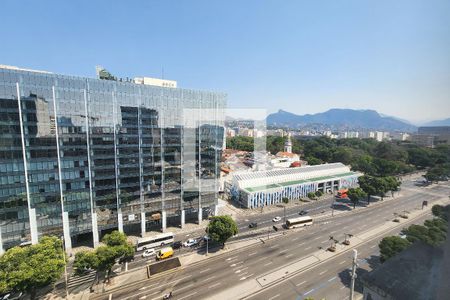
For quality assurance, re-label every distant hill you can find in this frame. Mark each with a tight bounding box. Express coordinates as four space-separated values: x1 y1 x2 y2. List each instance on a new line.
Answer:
266 109 417 132
423 118 450 127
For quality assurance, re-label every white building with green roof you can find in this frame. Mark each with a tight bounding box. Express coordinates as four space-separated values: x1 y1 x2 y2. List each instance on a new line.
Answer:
230 163 361 208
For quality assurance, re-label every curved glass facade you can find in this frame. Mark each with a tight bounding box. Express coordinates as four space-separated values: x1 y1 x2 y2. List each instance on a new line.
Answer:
0 68 225 252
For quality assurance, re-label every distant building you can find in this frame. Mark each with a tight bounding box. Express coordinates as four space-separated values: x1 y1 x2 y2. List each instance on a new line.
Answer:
414 126 450 147
391 132 410 141
230 163 360 208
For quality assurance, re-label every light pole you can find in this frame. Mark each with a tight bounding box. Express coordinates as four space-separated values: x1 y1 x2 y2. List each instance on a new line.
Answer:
206 225 209 256
350 249 358 300
61 236 69 299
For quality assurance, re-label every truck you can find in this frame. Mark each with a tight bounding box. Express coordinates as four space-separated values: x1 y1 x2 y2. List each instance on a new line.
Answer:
156 247 174 260
336 189 348 199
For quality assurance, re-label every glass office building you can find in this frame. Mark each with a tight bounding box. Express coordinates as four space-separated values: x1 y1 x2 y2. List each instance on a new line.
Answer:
0 66 226 252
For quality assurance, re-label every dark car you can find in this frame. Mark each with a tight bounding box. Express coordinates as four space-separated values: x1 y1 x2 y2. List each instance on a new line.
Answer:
299 210 308 216
172 241 182 249
248 222 258 228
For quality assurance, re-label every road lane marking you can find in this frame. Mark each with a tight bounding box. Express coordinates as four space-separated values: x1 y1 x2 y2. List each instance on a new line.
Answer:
256 257 266 262
370 245 377 249
339 260 346 265
178 292 197 300
328 276 337 282
296 280 307 286
174 275 192 282
321 240 328 244
230 261 244 267
226 256 238 261
329 230 337 234
313 236 321 240
319 269 327 275
235 267 249 273
340 286 346 290
299 242 306 246
305 246 312 250
209 282 221 289
200 268 211 273
248 251 258 256
175 283 194 292
268 294 280 300
285 254 294 258
269 245 277 249
264 261 273 266
292 237 299 241
201 275 216 283
304 288 315 295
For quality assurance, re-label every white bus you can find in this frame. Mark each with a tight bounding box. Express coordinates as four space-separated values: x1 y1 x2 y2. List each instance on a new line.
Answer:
286 216 313 229
136 232 174 251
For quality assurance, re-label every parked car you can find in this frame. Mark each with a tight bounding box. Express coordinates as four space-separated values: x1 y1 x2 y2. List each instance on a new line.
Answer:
248 222 258 228
299 210 308 216
0 292 23 300
183 238 198 247
272 216 281 222
172 241 182 249
142 248 156 258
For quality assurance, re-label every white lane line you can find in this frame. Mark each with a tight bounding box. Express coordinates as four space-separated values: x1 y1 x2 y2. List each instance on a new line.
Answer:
292 237 299 241
268 294 280 300
248 252 258 256
321 240 328 244
299 242 306 246
226 256 238 261
235 267 249 273
329 230 337 234
313 236 321 240
264 261 273 266
319 269 327 275
174 275 192 282
370 245 377 249
209 282 221 289
305 246 312 250
230 261 244 267
328 276 337 282
285 254 294 258
340 286 346 290
339 260 346 265
201 275 216 283
269 245 277 249
176 283 194 291
178 292 197 300
200 268 210 273
304 288 315 295
296 280 307 286
256 256 266 262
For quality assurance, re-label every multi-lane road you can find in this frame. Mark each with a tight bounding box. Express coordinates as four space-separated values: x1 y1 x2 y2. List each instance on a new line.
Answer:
91 177 449 300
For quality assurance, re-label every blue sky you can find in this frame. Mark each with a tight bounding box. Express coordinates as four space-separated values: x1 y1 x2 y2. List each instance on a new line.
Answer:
1 0 449 123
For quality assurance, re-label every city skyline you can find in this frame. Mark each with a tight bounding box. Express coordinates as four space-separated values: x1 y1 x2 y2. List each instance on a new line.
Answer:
1 0 449 123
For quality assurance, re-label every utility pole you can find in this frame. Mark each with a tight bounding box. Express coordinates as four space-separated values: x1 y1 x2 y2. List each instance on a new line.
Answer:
206 226 209 256
283 206 286 223
350 249 358 300
61 236 69 299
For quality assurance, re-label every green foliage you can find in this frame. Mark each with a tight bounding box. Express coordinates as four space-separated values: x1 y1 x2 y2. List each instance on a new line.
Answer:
207 216 238 246
73 230 135 279
432 204 450 221
379 236 411 262
0 236 65 297
306 156 322 165
282 197 289 204
404 220 447 247
73 251 98 275
347 187 367 208
226 136 254 152
424 165 450 183
307 192 316 200
315 190 323 197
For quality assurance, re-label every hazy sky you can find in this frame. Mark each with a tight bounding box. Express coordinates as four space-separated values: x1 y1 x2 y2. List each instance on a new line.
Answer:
1 0 449 123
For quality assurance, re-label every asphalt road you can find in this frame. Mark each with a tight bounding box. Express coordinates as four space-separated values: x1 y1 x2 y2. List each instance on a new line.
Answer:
93 178 448 300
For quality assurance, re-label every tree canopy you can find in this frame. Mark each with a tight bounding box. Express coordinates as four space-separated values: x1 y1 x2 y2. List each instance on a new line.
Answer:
0 236 66 298
207 215 238 247
379 236 411 262
347 187 367 208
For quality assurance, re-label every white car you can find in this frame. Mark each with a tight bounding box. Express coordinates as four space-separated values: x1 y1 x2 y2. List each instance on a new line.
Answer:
183 238 198 247
142 248 156 258
272 216 281 222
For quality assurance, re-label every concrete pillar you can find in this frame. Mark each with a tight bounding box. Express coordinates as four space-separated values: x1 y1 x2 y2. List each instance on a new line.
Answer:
118 209 124 233
181 210 185 228
198 208 203 224
141 212 146 237
62 211 72 251
29 208 38 245
92 212 99 247
213 205 218 216
162 210 167 232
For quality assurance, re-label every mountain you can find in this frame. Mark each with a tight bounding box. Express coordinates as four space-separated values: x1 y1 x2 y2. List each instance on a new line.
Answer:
266 109 417 132
423 118 450 127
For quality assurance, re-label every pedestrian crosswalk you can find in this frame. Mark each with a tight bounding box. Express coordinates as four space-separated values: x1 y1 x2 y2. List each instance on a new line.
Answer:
67 270 96 289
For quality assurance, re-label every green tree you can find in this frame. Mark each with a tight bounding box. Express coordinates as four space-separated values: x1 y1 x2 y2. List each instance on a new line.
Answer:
103 231 128 247
207 216 238 247
307 192 316 200
347 187 367 208
282 197 289 204
331 147 353 165
358 175 377 204
379 236 411 262
73 251 98 275
432 204 450 221
384 176 401 197
306 156 322 166
315 190 323 197
0 236 65 299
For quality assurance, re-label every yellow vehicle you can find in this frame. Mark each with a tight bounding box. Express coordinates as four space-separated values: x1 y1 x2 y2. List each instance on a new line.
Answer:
156 247 174 260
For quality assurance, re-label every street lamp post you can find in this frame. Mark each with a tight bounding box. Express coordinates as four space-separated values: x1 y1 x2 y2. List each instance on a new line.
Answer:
206 225 209 257
61 236 69 299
